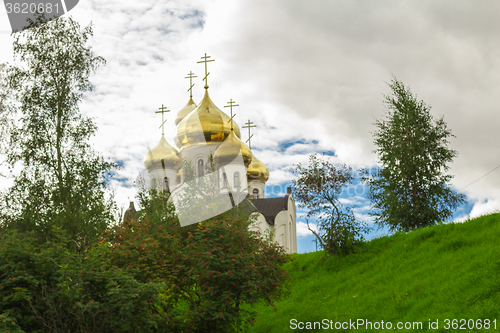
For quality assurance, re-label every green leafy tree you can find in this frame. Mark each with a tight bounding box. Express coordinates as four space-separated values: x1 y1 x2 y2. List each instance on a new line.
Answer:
101 189 291 332
0 228 169 333
0 16 116 251
0 63 14 178
292 154 368 255
365 77 465 231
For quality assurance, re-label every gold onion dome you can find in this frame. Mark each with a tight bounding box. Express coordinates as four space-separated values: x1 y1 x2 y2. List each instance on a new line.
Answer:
213 130 253 167
175 90 241 149
144 136 180 171
174 98 197 126
247 153 269 183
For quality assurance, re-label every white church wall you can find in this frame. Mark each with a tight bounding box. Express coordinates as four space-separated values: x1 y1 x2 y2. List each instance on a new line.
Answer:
274 211 289 252
274 206 297 253
149 168 178 191
276 223 286 251
179 143 218 177
219 163 247 193
287 194 297 253
249 212 269 237
248 180 265 199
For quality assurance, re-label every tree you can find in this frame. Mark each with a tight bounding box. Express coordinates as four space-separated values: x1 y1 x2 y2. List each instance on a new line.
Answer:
292 154 368 255
0 228 169 333
108 189 291 332
0 63 14 178
0 16 116 251
365 77 465 232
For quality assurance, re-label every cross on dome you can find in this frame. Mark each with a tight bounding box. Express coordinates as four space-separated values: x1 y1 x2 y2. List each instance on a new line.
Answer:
242 119 256 149
156 104 170 136
197 53 215 89
185 71 197 98
224 98 239 131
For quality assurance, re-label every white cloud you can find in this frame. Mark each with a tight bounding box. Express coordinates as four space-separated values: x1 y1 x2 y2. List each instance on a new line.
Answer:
296 221 317 238
455 199 500 223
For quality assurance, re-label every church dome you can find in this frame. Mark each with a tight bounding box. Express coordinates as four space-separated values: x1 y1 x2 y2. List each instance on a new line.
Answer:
174 98 197 125
144 136 180 171
123 201 137 222
175 90 241 149
213 130 252 167
247 153 269 183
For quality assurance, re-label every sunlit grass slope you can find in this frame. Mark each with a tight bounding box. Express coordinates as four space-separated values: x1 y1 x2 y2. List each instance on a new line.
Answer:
248 213 500 332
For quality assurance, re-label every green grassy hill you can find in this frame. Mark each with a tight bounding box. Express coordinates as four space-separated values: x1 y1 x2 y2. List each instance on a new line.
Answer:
247 213 500 332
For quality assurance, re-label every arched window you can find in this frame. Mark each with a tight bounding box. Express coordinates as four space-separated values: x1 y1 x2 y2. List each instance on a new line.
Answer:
198 159 204 177
163 177 169 192
151 178 157 190
234 172 240 189
253 188 259 199
223 172 228 188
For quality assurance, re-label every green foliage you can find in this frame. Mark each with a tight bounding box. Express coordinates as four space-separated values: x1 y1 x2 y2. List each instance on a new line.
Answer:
247 213 500 332
0 312 26 333
292 154 368 255
0 16 116 251
0 187 290 332
101 189 291 332
0 63 14 178
0 228 173 332
365 77 465 232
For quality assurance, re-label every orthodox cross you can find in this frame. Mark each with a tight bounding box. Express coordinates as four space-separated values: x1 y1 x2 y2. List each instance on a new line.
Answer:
224 99 239 131
156 104 170 136
185 71 197 98
197 53 215 89
242 119 256 148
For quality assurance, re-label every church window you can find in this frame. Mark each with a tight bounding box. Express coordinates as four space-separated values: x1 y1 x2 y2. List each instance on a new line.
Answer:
198 159 204 177
223 172 228 188
234 172 240 188
152 178 156 190
253 188 259 199
163 177 169 192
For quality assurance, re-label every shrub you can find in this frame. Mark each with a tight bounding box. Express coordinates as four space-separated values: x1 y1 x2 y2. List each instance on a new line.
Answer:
102 191 291 332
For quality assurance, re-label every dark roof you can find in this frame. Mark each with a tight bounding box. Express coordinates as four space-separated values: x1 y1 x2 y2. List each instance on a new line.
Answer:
251 194 290 226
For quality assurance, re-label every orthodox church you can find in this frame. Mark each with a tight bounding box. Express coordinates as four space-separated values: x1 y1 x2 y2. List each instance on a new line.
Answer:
126 54 297 253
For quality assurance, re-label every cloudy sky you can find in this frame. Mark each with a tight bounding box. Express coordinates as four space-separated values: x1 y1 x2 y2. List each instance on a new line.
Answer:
1 0 499 253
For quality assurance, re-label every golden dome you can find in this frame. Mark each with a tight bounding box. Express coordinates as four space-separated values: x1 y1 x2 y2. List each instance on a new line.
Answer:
247 154 269 183
144 136 180 171
213 130 253 167
247 153 269 183
175 98 197 125
175 90 241 149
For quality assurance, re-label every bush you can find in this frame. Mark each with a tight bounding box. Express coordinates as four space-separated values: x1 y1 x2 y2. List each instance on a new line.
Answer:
0 190 291 332
101 190 292 332
0 229 169 332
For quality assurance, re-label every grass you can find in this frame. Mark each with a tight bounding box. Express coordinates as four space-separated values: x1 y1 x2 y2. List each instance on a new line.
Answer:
247 213 500 332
